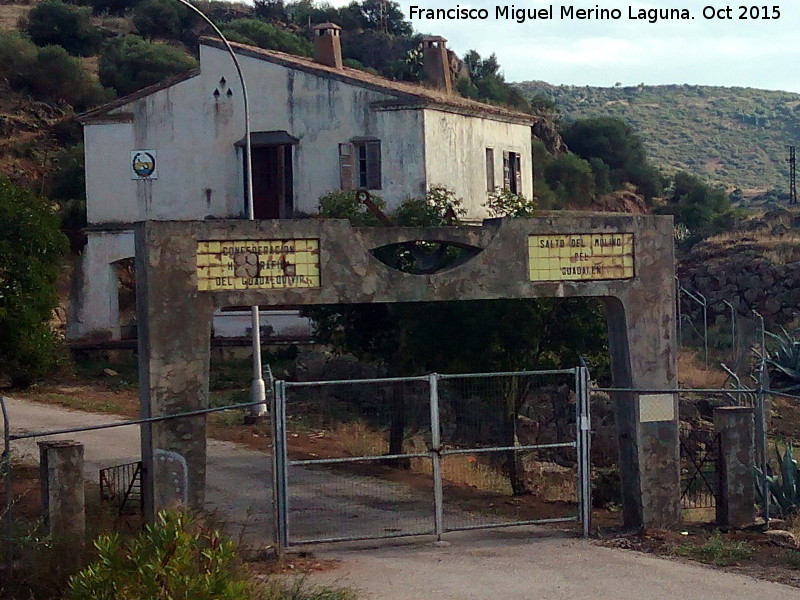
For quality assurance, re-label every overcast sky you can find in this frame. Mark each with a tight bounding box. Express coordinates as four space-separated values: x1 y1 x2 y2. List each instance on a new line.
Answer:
349 0 800 92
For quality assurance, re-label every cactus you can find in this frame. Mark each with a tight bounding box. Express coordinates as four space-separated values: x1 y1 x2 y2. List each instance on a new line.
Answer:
754 443 800 518
765 326 800 392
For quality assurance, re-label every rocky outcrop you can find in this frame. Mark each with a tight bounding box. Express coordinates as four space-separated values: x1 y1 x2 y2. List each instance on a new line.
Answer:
678 210 800 328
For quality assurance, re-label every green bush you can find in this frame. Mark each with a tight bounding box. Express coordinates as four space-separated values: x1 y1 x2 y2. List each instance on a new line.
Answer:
68 510 251 600
0 32 110 109
81 0 136 16
220 19 312 56
23 0 101 56
485 188 537 217
133 0 192 40
99 35 198 96
318 189 386 226
392 186 465 226
0 177 68 387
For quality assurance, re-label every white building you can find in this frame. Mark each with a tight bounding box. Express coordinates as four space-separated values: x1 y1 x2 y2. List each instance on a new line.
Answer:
69 26 534 341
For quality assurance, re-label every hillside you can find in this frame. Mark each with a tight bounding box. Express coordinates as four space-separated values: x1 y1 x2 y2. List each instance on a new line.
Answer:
515 81 800 196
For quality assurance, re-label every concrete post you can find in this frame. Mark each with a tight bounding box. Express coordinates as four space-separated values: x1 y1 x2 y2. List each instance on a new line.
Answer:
714 407 755 528
38 440 86 542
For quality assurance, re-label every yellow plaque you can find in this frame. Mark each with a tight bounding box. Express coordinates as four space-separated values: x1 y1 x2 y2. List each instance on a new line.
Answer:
196 239 320 291
528 233 634 282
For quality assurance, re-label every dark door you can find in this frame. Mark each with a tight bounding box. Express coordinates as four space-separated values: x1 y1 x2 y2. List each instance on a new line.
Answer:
249 145 293 219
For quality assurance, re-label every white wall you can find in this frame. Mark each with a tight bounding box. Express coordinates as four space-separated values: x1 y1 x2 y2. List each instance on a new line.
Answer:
84 75 243 225
199 45 428 213
422 110 533 218
67 230 135 340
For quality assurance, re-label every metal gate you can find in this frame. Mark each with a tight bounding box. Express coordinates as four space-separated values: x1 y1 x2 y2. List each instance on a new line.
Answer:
271 367 591 548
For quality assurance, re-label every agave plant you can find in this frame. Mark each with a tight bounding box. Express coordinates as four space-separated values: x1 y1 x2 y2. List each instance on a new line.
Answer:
754 443 800 518
765 326 800 393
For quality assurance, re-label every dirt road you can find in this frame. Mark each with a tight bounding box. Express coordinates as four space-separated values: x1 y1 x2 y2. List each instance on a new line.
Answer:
3 396 799 599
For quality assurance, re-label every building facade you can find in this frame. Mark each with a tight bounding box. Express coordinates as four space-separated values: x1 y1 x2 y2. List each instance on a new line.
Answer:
69 27 534 341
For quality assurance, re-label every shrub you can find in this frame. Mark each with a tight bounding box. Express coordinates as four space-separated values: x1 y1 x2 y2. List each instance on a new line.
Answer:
68 510 251 600
81 0 136 16
318 189 386 226
485 188 537 217
0 177 67 387
392 186 465 226
0 32 110 109
133 0 192 40
23 0 101 56
220 19 312 56
99 35 198 96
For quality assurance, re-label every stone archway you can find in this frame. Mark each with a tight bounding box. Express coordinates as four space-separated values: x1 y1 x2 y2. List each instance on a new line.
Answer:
135 213 679 529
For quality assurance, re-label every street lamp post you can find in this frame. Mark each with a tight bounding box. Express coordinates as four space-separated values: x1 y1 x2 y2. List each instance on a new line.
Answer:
174 0 267 416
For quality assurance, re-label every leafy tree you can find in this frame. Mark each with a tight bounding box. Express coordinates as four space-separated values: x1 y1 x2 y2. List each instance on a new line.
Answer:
81 0 136 16
655 170 736 245
544 152 596 207
220 19 312 56
562 116 662 199
253 0 288 22
23 0 101 56
458 50 530 112
342 0 412 36
133 0 193 40
0 177 67 387
0 33 111 109
99 35 198 96
340 30 421 80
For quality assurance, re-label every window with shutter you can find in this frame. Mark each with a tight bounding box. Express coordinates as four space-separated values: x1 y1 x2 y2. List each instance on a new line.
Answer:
339 143 353 191
351 139 382 190
503 151 521 194
502 150 511 190
485 148 494 192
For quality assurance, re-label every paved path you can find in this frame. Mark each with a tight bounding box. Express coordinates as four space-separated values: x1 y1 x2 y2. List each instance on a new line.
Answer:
3 396 799 599
309 530 799 599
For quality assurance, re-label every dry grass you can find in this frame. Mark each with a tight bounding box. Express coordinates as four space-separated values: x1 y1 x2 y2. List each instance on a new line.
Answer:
332 421 576 501
678 349 729 388
0 3 32 30
705 230 800 266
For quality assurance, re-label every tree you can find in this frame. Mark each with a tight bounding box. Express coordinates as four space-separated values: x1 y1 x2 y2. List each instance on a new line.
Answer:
561 116 662 199
0 177 67 387
99 35 198 96
544 152 596 207
0 33 111 109
220 19 312 56
457 50 530 112
133 0 193 40
655 170 735 245
23 0 101 56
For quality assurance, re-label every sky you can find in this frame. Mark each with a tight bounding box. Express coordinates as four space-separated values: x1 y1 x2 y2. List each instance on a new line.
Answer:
336 0 800 92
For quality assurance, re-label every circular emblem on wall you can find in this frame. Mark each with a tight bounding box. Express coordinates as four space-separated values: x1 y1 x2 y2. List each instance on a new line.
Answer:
130 150 157 179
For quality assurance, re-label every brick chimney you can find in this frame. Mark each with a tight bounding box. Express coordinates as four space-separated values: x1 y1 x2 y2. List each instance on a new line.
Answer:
422 36 452 94
313 23 343 69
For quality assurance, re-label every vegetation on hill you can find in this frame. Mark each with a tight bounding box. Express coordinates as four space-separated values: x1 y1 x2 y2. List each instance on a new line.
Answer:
515 80 800 194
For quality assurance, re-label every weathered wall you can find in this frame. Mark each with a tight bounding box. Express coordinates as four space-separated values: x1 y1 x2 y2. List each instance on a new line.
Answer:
67 230 135 340
423 110 533 217
136 214 679 529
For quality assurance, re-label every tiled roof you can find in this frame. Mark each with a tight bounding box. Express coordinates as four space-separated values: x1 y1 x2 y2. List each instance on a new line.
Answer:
79 38 534 125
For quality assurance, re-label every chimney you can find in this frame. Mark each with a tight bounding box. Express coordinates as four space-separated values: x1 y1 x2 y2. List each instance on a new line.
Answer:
422 36 452 94
313 23 343 69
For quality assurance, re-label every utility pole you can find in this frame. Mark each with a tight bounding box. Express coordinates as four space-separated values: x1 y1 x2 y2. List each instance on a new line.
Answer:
788 145 797 205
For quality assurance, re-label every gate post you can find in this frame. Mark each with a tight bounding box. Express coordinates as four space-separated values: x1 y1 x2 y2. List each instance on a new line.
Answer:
576 363 592 537
271 380 288 552
714 407 755 528
429 373 444 540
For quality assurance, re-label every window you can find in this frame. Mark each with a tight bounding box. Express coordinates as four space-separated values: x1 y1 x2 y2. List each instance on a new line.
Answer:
340 139 381 190
503 151 522 194
485 148 494 192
